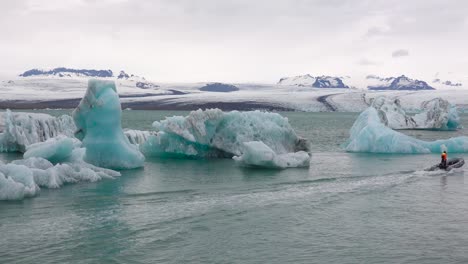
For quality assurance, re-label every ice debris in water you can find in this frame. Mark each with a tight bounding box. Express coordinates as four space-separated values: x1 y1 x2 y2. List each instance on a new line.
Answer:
0 110 75 152
345 107 468 153
140 108 310 167
233 141 310 169
371 96 460 130
73 79 145 169
0 150 121 200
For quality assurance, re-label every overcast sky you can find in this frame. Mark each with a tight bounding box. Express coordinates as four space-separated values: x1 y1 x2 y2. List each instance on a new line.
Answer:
1 0 467 83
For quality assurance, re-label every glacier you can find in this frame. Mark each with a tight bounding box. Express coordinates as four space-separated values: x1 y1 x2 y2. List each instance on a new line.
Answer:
73 79 145 169
233 141 310 169
371 96 460 130
345 107 468 153
0 110 75 152
140 109 310 167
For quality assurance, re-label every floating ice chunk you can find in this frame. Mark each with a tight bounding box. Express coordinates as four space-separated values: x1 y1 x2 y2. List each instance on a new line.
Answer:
0 163 40 200
23 136 77 163
0 155 121 200
72 79 144 169
233 141 310 169
371 96 460 130
345 107 468 153
0 110 75 152
141 109 309 159
124 129 153 145
412 98 461 130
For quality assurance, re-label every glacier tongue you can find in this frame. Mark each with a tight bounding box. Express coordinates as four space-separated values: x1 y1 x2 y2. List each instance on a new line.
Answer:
72 79 145 169
0 110 75 152
345 107 468 153
371 96 460 130
140 108 310 167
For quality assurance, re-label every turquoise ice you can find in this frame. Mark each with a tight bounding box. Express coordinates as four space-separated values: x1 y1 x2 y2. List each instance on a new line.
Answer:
73 79 145 169
345 107 468 153
140 109 310 163
23 136 77 163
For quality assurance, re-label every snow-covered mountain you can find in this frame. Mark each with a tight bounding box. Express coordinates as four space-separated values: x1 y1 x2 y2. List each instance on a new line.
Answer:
19 67 113 78
278 75 349 88
367 75 435 90
19 68 159 89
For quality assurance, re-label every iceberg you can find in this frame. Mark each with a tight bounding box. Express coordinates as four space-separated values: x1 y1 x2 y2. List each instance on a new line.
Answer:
412 98 461 131
371 96 460 130
0 155 120 200
72 79 145 169
124 129 153 145
23 136 78 163
0 110 75 152
344 107 468 153
140 109 310 161
0 162 39 200
233 141 310 169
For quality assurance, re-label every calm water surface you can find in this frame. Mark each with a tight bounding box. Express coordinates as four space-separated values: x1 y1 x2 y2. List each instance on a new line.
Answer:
1 110 468 264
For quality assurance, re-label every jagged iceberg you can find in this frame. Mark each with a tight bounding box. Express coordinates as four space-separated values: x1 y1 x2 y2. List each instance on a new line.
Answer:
233 141 310 169
140 109 310 168
124 129 152 145
0 155 120 200
345 107 468 153
73 79 145 169
0 110 75 152
371 96 460 130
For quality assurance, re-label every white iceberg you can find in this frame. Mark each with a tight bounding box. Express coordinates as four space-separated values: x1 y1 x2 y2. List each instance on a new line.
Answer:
0 162 39 200
233 141 310 169
371 96 460 130
344 107 468 153
72 79 145 169
140 109 310 166
0 152 121 200
0 110 75 152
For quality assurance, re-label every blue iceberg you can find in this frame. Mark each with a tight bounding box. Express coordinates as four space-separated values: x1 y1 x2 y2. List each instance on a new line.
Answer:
140 109 310 163
345 107 468 153
233 141 310 169
23 136 77 163
73 79 145 169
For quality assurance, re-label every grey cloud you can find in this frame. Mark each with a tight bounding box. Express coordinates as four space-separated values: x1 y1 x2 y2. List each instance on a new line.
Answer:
392 49 409 58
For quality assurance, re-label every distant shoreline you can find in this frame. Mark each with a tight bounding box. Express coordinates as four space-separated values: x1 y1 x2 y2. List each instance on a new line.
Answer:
0 99 296 112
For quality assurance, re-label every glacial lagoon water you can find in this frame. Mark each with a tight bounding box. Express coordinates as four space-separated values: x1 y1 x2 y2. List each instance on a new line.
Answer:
1 110 468 263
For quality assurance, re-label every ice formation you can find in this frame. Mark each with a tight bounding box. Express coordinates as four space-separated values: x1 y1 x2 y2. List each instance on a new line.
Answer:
124 129 152 145
233 141 310 169
345 107 468 153
0 110 75 152
23 136 78 163
0 154 120 200
371 96 460 130
140 109 310 164
72 79 145 169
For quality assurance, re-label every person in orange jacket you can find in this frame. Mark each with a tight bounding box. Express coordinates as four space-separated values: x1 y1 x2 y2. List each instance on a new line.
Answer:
441 151 448 169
